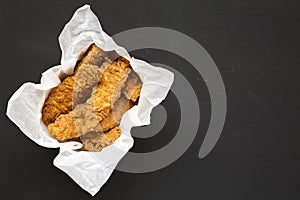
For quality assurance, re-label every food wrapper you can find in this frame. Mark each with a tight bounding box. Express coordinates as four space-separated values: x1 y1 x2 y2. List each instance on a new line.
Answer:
6 5 174 196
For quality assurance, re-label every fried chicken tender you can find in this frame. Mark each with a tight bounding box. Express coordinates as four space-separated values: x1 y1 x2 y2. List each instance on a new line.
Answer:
42 63 102 125
47 103 101 141
48 57 131 140
99 96 135 131
81 127 121 152
48 96 134 141
87 57 131 121
122 71 142 102
73 58 112 105
44 44 143 151
42 44 107 125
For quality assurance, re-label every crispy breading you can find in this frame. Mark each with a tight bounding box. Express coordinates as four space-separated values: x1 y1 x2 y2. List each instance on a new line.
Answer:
99 96 134 131
48 96 134 141
81 127 121 152
73 58 112 105
122 71 142 102
87 57 131 121
80 44 106 66
104 127 121 143
48 103 101 141
44 44 143 151
48 57 131 140
80 132 109 152
42 63 102 125
41 44 107 125
42 76 74 125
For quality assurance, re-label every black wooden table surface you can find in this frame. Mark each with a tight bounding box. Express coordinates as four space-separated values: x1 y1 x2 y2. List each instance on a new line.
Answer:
0 0 299 199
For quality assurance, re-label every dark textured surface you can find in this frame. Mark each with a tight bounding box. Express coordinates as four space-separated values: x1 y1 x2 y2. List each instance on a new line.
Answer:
1 0 300 199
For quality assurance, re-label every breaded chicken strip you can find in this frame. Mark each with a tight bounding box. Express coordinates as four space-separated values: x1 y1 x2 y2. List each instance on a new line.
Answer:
42 63 103 125
42 44 107 125
48 97 134 141
81 127 121 152
99 96 135 131
73 57 111 105
87 57 131 121
122 71 142 102
48 57 131 141
47 103 101 141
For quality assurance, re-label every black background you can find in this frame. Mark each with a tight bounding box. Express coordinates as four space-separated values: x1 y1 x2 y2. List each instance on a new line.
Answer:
1 0 300 199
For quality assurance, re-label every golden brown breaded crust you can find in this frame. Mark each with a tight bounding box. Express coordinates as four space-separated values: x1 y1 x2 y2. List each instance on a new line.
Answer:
80 132 110 152
72 63 103 105
87 57 131 121
81 127 121 151
42 64 102 125
47 57 131 140
99 96 134 131
42 76 74 125
47 112 77 141
122 71 142 102
42 45 107 125
104 127 121 143
80 44 106 66
48 103 102 141
49 96 134 141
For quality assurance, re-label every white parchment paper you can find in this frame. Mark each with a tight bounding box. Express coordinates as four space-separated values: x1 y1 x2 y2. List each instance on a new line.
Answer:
6 5 174 196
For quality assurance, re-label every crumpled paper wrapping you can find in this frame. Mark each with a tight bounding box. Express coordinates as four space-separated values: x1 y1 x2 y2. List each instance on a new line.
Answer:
6 4 174 196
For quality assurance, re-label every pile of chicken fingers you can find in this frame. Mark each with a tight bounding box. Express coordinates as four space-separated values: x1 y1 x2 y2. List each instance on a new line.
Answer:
42 44 142 151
